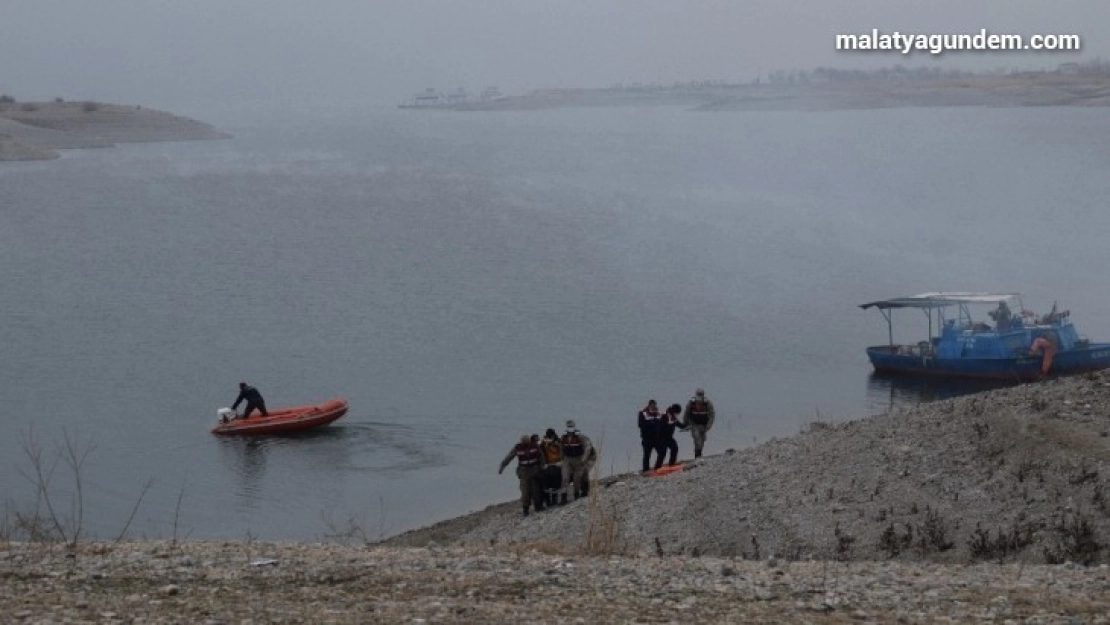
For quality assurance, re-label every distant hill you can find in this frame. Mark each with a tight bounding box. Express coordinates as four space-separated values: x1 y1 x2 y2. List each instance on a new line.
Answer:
443 68 1110 112
0 101 229 161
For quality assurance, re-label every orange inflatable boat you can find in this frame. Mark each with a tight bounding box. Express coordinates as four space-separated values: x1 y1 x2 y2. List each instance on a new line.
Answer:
211 397 349 435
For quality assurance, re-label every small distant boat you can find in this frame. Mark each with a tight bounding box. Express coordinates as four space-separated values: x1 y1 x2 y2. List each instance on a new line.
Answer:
860 292 1110 381
211 397 349 435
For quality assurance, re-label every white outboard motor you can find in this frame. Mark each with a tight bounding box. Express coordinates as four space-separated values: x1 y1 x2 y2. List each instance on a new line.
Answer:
217 407 237 424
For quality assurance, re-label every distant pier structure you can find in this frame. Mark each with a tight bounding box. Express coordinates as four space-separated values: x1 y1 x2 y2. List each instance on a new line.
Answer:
399 86 506 109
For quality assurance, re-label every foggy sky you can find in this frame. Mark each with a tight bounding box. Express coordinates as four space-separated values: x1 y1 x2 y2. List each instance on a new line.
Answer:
2 1 1106 111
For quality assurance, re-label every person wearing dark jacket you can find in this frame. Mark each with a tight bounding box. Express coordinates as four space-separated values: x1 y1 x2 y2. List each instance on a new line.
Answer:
539 429 565 507
637 399 663 472
232 382 268 419
659 403 685 467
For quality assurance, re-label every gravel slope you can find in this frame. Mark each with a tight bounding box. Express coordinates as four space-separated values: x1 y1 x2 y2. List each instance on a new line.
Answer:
385 372 1110 566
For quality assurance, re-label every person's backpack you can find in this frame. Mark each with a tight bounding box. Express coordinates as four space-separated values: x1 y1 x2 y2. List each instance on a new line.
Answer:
541 440 562 463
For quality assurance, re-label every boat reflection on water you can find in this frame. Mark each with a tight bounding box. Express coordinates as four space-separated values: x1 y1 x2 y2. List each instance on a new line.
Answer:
216 426 353 504
865 372 1019 414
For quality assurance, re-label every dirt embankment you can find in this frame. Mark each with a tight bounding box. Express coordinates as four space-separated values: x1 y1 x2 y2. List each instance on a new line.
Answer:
383 370 1110 567
0 101 229 161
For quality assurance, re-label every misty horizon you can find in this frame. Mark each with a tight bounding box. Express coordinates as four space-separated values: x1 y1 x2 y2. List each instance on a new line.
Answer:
2 1 1106 112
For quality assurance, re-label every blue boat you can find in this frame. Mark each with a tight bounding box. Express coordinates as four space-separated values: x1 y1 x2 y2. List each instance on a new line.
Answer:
860 292 1110 381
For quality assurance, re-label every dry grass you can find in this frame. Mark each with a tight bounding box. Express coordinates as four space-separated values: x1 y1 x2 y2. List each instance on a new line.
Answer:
580 437 632 556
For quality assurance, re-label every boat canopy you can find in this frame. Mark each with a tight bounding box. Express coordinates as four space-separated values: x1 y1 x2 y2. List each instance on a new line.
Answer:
860 292 1020 310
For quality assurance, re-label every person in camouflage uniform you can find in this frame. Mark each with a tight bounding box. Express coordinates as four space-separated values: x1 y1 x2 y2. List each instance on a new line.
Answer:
684 388 715 458
499 433 546 516
560 419 593 502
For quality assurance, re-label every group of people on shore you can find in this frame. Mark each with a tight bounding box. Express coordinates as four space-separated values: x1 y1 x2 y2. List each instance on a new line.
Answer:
499 388 717 517
637 388 715 472
499 419 596 516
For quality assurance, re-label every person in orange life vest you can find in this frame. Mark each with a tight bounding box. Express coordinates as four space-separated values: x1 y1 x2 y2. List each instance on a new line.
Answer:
231 382 268 419
659 403 686 467
560 419 593 503
539 428 565 507
684 388 715 458
499 433 546 517
638 399 663 472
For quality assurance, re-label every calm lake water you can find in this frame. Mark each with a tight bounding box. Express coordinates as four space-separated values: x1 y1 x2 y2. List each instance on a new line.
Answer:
2 104 1109 541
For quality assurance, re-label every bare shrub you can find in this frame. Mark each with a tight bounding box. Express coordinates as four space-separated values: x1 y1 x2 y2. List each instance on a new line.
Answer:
581 437 628 556
582 497 626 555
1014 459 1044 483
879 522 913 558
834 522 855 560
170 480 189 547
968 520 1037 561
17 428 93 547
1043 511 1103 566
113 478 155 543
1067 459 1098 486
11 428 154 548
916 506 955 554
320 497 390 546
321 511 372 545
972 421 990 438
0 501 13 546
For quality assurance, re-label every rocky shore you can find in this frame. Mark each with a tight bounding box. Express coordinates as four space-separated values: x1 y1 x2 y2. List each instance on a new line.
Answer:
4 371 1110 621
0 101 228 161
3 540 1108 623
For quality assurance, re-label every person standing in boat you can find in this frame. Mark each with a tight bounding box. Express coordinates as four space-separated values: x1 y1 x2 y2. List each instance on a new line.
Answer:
232 382 268 419
684 388 715 458
499 433 545 517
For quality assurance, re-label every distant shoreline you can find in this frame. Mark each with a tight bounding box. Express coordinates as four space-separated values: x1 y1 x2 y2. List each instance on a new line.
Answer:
413 68 1110 112
0 100 229 162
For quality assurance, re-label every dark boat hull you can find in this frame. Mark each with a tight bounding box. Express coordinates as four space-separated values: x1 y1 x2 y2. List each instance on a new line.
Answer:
866 344 1110 381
